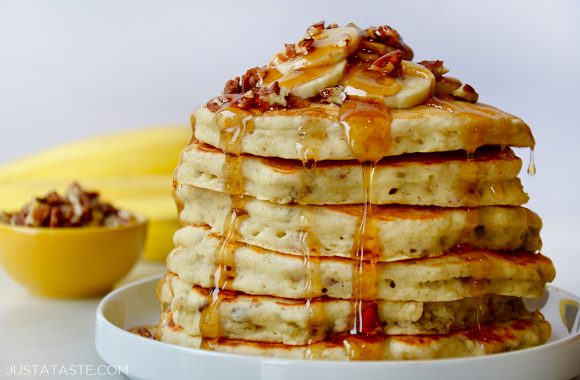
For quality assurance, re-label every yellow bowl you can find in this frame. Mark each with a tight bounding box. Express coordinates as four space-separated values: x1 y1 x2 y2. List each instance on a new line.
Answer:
0 216 147 298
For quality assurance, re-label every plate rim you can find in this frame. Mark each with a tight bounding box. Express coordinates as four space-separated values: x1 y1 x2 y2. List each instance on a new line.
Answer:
96 273 580 367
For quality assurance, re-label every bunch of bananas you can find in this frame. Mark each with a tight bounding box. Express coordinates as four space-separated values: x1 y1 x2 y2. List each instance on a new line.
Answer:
0 126 191 261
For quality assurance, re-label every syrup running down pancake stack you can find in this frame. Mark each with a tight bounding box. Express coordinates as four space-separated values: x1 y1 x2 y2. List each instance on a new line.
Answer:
157 22 555 360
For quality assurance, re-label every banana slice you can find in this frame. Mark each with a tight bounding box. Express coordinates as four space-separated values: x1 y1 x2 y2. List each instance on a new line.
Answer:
276 60 347 99
342 60 435 109
272 26 361 74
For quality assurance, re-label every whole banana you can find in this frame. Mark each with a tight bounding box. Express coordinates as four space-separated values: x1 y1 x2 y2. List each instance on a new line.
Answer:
0 126 191 261
0 126 190 183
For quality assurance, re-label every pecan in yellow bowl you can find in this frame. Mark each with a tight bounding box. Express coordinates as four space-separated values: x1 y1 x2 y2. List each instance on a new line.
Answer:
0 183 147 298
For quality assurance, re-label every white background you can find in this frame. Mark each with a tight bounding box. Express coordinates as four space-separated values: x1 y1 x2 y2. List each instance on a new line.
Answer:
0 1 578 287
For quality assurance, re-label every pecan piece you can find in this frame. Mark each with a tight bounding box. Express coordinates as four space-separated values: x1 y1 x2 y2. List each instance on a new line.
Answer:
2 183 128 228
418 60 449 80
452 84 479 103
49 206 64 227
30 201 51 226
319 86 345 105
375 25 401 46
369 50 404 77
223 78 242 94
284 43 297 59
307 21 324 36
241 67 264 93
285 94 311 109
366 25 413 60
297 37 315 53
268 81 281 96
206 95 230 112
235 91 256 110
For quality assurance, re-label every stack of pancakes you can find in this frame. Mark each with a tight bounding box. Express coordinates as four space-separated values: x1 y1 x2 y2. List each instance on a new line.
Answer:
157 23 555 360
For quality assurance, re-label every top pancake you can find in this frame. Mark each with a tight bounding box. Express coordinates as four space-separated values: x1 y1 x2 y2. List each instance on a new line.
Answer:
193 101 534 161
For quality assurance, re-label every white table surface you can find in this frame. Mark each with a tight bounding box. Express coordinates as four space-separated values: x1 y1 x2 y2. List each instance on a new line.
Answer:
0 261 166 380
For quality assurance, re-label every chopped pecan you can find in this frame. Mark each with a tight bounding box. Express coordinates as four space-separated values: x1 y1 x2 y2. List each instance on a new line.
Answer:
434 76 462 97
418 60 449 80
235 91 256 110
365 25 413 60
206 95 231 112
49 207 63 227
268 81 281 96
285 94 311 109
375 25 401 46
241 67 264 93
452 84 479 103
253 82 287 109
223 78 242 94
297 37 315 53
135 327 153 339
319 86 345 105
30 201 51 226
45 191 63 205
369 50 404 77
3 183 130 228
253 93 272 111
285 43 297 59
307 21 324 36
11 210 26 225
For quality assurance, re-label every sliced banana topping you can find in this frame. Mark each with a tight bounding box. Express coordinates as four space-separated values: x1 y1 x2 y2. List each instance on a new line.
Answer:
209 24 478 113
342 60 435 109
265 60 347 99
272 26 361 74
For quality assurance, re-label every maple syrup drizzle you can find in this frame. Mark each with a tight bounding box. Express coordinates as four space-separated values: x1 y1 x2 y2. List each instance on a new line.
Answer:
351 163 383 335
462 248 493 333
338 99 391 360
424 97 532 155
200 105 251 349
298 210 329 359
278 65 339 88
527 148 536 176
295 118 328 170
341 62 402 100
299 209 328 342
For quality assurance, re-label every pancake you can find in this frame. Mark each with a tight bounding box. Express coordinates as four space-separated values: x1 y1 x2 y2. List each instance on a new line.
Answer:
167 226 555 301
176 185 542 261
194 101 534 161
175 142 528 206
158 272 531 344
158 311 551 360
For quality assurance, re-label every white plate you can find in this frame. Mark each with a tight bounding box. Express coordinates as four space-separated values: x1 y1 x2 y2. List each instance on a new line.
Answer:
95 274 580 380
